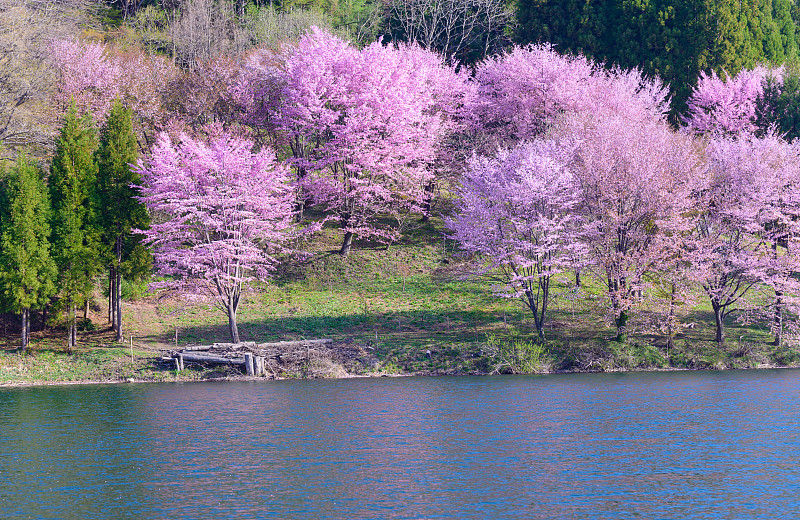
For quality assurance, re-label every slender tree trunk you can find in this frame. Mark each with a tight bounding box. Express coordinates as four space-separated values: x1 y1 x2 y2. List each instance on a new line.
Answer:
108 267 114 325
420 181 435 223
575 269 581 288
115 238 123 343
773 241 783 347
340 231 354 256
84 299 89 320
524 289 544 338
667 281 677 351
773 290 783 347
615 310 628 343
21 308 29 351
42 304 48 332
227 302 240 344
115 271 123 343
68 299 76 353
712 302 725 344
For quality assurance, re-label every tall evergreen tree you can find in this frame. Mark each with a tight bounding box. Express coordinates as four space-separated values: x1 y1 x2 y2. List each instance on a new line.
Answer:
756 65 800 140
774 0 798 61
0 156 56 350
96 100 149 343
49 103 101 351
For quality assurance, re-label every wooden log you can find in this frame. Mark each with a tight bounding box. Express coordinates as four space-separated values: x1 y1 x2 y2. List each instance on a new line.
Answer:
253 356 264 377
245 353 255 376
212 342 256 350
177 354 185 371
174 357 181 371
174 339 333 356
181 345 212 351
256 339 333 349
179 352 245 365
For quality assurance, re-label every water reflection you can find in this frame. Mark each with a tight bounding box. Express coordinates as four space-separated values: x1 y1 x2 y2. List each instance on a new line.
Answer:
1 370 800 519
0 385 155 518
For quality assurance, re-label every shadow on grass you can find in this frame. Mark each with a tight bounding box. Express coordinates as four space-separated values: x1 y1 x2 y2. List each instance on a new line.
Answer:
172 308 503 348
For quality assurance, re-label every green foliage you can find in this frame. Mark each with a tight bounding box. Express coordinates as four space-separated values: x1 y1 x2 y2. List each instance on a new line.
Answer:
49 103 102 310
76 317 97 331
0 155 56 313
96 100 150 275
120 275 152 301
516 0 800 115
485 332 549 373
608 341 667 369
756 63 800 140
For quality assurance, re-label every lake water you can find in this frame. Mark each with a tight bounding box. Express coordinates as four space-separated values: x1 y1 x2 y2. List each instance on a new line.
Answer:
1 370 799 519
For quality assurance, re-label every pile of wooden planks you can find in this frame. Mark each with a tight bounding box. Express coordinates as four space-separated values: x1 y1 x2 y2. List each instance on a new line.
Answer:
164 339 334 377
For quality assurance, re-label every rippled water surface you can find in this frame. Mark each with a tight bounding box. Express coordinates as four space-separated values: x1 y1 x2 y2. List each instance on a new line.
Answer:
2 370 800 519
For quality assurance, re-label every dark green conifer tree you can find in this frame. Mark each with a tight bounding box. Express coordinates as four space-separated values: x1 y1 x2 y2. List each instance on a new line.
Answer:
756 65 800 140
96 100 150 343
49 103 101 351
773 0 798 60
0 156 56 350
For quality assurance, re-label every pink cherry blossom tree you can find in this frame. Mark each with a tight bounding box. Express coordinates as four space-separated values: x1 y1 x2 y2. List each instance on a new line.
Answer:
469 44 595 145
688 133 800 344
447 139 585 338
683 66 778 135
49 38 177 144
469 44 669 147
566 109 701 341
135 132 295 343
272 28 468 255
50 39 122 123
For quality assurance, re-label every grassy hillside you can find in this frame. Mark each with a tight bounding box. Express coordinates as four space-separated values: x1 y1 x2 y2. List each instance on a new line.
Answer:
3 217 799 385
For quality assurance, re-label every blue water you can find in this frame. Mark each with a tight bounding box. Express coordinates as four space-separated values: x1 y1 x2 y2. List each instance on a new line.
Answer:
1 370 799 519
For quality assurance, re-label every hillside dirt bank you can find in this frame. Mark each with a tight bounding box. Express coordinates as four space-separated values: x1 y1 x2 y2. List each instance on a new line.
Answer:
2 336 798 388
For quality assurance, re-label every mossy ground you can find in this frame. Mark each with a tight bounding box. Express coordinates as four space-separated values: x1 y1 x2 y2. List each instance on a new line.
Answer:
3 218 799 385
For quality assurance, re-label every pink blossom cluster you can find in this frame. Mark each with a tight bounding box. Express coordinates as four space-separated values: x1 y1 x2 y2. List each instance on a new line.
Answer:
684 66 781 135
259 28 469 249
50 38 177 132
135 132 295 342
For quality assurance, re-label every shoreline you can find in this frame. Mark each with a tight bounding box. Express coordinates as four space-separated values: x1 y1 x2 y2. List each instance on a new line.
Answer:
2 360 798 388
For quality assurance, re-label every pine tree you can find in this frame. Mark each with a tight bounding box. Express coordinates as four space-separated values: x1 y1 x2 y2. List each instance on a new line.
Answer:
49 103 101 352
96 100 149 343
0 155 56 350
773 0 797 61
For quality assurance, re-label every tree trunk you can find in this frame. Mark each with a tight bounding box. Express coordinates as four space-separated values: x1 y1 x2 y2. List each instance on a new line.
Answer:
42 304 48 332
666 282 676 362
614 310 628 343
115 270 123 343
525 290 544 339
713 303 725 344
84 299 89 320
575 270 581 288
108 267 115 326
68 300 76 353
227 302 240 344
773 290 783 347
339 231 354 256
115 237 123 343
21 307 29 351
420 181 435 223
